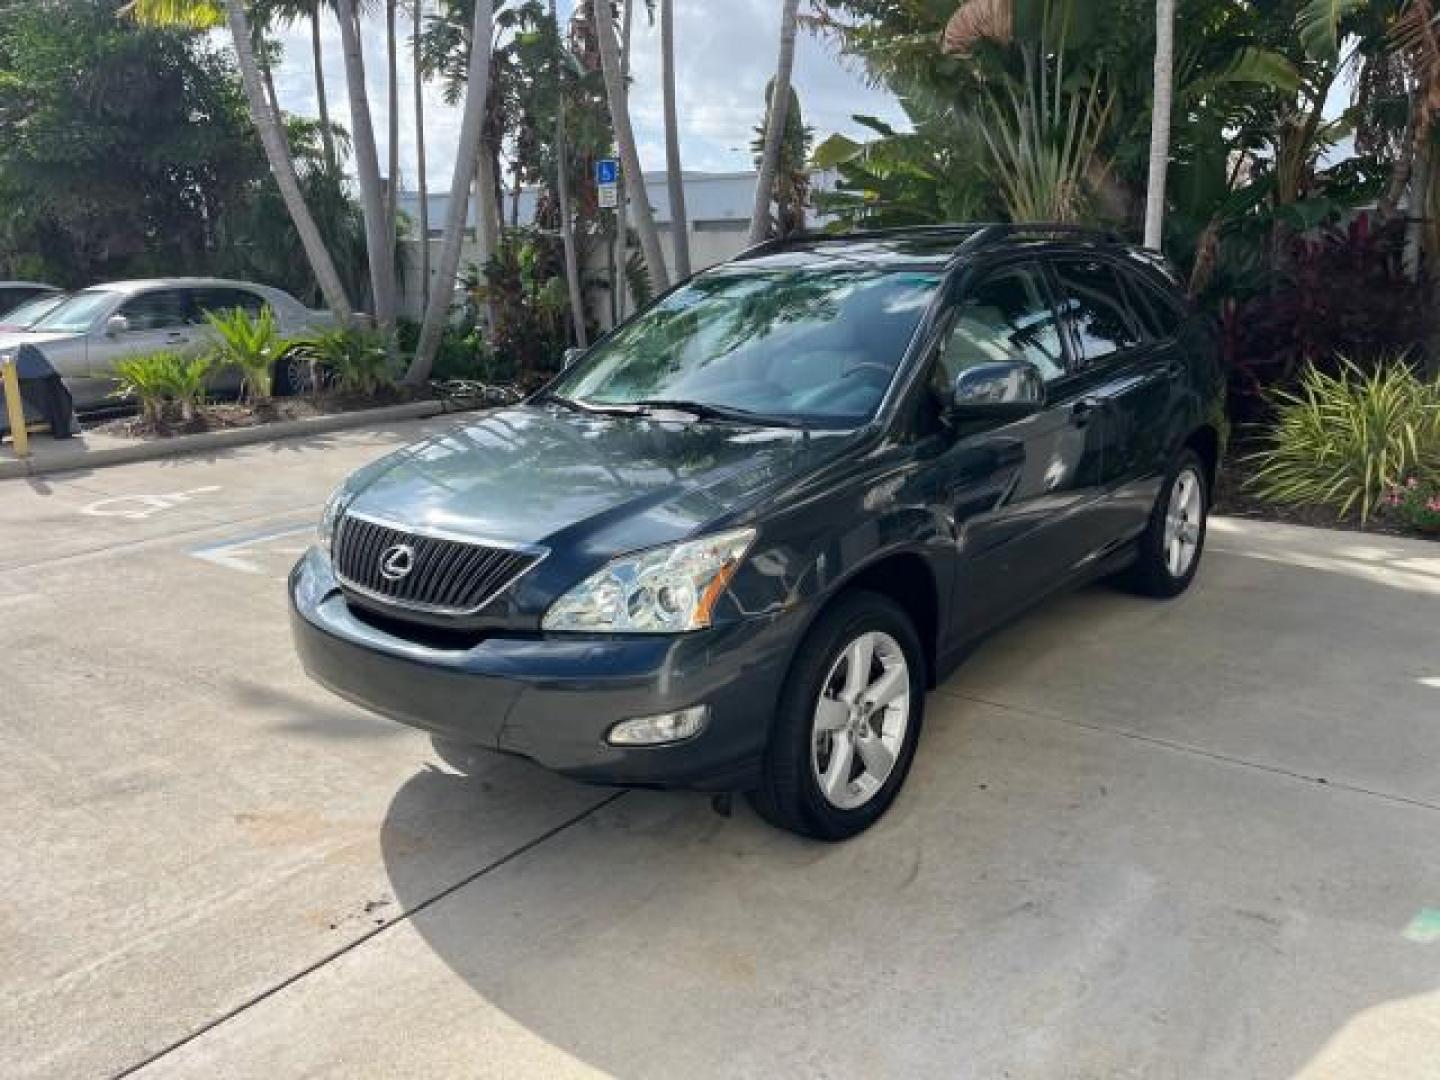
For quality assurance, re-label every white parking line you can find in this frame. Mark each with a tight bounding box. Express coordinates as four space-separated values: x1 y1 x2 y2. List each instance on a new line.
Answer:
189 524 315 575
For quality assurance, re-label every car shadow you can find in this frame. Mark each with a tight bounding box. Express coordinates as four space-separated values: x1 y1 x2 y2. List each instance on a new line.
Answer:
375 544 1440 1075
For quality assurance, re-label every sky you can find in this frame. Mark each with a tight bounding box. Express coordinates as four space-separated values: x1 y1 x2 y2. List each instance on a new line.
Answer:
269 0 909 193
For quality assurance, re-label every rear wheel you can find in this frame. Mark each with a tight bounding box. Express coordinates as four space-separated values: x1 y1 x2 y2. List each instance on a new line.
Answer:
748 591 924 840
1122 449 1208 598
272 350 319 397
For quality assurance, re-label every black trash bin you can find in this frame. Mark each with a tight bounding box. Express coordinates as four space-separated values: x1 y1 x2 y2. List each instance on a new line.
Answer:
0 343 80 440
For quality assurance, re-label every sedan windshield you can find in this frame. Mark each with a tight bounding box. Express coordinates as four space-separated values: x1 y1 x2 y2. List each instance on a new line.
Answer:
552 266 942 425
31 289 120 333
0 293 66 329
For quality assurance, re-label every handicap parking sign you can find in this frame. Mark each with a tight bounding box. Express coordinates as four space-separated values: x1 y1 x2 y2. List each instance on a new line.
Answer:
595 158 619 185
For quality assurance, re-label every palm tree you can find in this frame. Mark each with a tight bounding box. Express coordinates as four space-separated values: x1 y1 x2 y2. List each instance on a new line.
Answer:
309 1 338 169
1143 0 1175 250
411 0 496 382
595 0 669 294
386 0 401 248
413 0 431 311
334 0 399 339
660 0 690 277
749 0 800 244
552 0 588 346
125 0 355 323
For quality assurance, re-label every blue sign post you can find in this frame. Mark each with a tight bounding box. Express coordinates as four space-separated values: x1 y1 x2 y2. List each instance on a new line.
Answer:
595 158 620 209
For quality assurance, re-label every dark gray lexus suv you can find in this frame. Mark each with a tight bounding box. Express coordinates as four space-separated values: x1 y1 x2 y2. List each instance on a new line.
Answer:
291 224 1226 839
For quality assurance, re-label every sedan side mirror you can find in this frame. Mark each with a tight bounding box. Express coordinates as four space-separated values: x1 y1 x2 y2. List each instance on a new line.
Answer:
104 314 129 337
562 346 584 371
946 360 1046 422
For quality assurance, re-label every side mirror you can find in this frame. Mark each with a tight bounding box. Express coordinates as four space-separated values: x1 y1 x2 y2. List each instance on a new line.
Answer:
946 360 1046 422
562 346 584 371
104 314 129 337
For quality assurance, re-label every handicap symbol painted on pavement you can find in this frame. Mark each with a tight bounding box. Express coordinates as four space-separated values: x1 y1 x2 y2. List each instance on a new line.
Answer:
81 485 222 521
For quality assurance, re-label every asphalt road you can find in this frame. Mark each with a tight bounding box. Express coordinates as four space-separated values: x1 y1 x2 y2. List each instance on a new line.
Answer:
3 416 1439 1079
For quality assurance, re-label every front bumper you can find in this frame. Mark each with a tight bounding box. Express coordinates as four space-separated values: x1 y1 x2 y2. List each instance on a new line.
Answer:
288 547 798 790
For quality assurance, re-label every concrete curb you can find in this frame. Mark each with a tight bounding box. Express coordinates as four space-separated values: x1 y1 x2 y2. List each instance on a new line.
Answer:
0 399 474 481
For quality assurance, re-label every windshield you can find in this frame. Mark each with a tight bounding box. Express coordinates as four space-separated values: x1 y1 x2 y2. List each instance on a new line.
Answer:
552 266 942 425
31 289 120 333
0 293 66 328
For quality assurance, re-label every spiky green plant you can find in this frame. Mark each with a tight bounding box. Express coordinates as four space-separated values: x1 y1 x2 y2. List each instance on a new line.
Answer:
206 306 286 402
111 351 212 424
1248 358 1440 524
294 327 397 397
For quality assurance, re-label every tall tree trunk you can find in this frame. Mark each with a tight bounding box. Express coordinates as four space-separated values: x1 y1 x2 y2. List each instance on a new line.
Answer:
749 0 799 244
224 0 353 323
335 0 398 340
475 144 501 332
413 0 430 312
595 0 669 294
660 0 690 278
311 10 337 171
551 0 587 347
1143 0 1175 251
410 0 495 383
386 0 400 245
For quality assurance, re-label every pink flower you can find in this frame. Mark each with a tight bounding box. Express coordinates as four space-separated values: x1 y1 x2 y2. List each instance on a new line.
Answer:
1428 497 1440 512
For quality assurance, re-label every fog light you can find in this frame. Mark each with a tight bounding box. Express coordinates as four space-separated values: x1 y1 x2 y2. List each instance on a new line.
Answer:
607 705 710 747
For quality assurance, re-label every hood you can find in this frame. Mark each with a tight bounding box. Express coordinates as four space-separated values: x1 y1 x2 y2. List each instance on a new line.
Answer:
0 330 81 351
347 404 858 551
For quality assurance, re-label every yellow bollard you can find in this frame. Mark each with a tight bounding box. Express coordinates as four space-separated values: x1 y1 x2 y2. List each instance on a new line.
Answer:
1 353 29 459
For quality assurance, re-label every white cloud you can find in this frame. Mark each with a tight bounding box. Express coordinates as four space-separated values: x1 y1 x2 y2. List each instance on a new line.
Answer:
266 0 906 190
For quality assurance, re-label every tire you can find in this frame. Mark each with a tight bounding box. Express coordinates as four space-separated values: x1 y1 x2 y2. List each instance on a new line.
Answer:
748 590 925 840
1122 448 1209 598
272 350 319 397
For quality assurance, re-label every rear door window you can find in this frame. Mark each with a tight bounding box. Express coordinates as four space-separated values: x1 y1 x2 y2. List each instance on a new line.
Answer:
191 287 267 324
1051 259 1143 366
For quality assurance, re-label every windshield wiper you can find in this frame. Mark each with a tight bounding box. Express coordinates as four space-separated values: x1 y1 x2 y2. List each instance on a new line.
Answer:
537 390 640 417
630 399 804 428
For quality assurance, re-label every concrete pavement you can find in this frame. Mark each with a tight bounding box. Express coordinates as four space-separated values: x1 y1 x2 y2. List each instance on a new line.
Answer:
2 419 1438 1078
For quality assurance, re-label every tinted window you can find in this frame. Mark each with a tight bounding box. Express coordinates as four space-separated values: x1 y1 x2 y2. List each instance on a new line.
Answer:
1052 259 1142 365
191 287 266 323
1126 273 1185 339
936 264 1067 385
118 289 190 331
554 267 942 423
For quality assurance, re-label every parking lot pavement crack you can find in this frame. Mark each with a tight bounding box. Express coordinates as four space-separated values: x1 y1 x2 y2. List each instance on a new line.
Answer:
110 790 627 1080
936 687 1440 816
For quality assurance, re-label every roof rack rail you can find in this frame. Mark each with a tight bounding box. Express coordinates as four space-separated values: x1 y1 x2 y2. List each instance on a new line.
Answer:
957 222 1124 256
730 222 1125 262
731 223 991 261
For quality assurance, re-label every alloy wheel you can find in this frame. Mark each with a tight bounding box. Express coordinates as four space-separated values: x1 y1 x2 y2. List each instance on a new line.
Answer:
1163 466 1204 578
810 630 911 810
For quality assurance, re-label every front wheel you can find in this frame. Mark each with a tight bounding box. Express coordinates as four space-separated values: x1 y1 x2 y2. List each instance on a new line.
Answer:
748 591 925 840
1122 449 1209 598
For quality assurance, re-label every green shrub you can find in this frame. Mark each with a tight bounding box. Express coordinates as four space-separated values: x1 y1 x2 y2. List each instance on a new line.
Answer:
1385 478 1440 534
206 306 285 401
112 351 211 424
295 327 398 397
1248 358 1440 524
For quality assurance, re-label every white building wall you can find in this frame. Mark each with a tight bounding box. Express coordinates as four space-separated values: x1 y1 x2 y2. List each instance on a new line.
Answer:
395 170 833 324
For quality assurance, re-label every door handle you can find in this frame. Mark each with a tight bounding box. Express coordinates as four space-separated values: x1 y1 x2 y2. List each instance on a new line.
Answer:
1070 397 1101 427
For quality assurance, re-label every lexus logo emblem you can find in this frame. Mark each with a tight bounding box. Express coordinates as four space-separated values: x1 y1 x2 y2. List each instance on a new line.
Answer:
379 543 415 581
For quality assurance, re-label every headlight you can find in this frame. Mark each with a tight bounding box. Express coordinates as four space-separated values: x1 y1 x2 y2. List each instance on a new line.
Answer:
318 486 356 552
543 527 756 633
